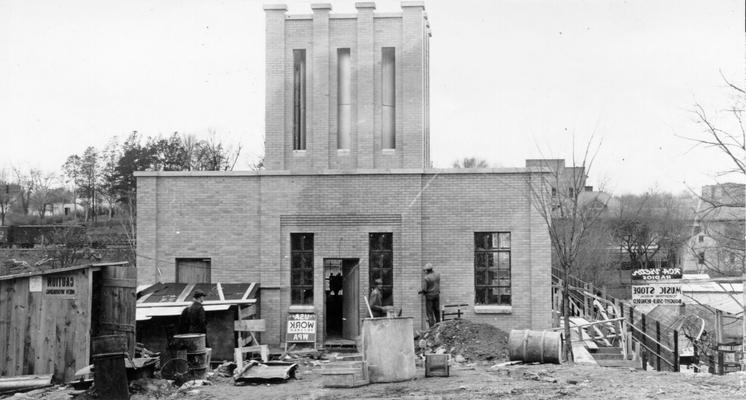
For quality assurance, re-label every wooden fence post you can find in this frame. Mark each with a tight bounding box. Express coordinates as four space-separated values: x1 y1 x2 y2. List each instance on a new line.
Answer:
641 313 647 370
673 330 679 372
655 321 661 372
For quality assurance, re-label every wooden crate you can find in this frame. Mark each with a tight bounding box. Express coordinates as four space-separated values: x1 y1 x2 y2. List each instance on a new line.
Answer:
321 360 369 387
425 354 450 377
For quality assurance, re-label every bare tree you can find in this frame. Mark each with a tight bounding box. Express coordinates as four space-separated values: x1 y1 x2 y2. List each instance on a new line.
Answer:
452 157 489 168
0 168 17 226
608 191 690 270
28 171 58 222
528 142 609 362
13 167 36 215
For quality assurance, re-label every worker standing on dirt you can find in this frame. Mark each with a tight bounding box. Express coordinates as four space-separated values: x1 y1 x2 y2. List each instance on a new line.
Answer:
369 278 386 317
419 263 441 327
179 290 207 335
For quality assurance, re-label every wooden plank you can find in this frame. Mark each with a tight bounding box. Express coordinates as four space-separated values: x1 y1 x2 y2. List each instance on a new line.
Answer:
234 320 266 332
0 281 9 376
234 344 269 368
239 305 256 319
136 291 155 304
242 283 257 300
176 284 196 303
138 299 257 308
217 283 225 301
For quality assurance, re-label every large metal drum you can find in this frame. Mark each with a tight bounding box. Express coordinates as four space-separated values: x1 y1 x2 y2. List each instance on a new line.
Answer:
362 317 416 382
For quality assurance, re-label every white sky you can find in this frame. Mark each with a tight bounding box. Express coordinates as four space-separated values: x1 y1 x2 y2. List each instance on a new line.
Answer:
1 0 743 194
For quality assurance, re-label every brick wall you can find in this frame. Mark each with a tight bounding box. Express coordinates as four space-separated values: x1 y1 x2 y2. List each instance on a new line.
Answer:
265 3 430 172
136 169 552 345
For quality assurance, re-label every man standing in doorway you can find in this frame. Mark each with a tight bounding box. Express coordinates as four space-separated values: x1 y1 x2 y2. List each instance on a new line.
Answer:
419 263 440 327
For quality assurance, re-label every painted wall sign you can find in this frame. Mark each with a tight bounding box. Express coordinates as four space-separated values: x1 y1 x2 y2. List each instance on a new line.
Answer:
631 284 682 305
45 274 76 297
29 276 42 292
286 313 316 343
631 267 682 281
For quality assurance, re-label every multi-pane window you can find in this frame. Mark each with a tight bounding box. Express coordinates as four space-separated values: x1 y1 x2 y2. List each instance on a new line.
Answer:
293 49 307 150
291 233 313 304
698 251 705 265
474 232 511 305
369 233 393 306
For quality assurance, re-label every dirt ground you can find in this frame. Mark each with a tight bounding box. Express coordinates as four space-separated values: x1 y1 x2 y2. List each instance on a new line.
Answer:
168 362 746 400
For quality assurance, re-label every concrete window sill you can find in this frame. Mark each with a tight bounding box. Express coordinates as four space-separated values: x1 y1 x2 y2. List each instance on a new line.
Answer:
288 305 315 313
337 149 351 154
292 150 307 156
473 305 512 314
381 149 396 154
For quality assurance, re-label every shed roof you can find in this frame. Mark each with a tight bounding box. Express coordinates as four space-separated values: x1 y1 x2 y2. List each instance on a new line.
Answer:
136 282 258 321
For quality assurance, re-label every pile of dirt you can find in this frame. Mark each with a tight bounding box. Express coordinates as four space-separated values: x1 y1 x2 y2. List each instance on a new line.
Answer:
415 319 510 362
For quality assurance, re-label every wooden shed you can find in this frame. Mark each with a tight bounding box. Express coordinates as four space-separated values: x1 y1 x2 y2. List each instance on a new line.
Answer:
136 282 259 363
0 262 136 382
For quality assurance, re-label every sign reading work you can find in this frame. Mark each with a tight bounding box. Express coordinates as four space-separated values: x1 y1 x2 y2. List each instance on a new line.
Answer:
286 313 316 343
45 274 76 297
631 284 682 305
631 267 682 281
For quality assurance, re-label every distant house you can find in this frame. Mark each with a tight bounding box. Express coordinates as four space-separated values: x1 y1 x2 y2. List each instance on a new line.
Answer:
682 183 745 276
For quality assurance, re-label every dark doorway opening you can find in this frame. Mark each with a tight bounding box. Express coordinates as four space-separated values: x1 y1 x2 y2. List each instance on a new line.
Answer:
324 258 359 341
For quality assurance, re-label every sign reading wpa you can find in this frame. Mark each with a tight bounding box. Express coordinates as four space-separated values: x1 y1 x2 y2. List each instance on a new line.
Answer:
286 313 316 343
632 284 682 305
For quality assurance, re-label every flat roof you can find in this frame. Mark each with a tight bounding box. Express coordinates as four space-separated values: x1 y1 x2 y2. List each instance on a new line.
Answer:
0 261 128 281
134 167 551 178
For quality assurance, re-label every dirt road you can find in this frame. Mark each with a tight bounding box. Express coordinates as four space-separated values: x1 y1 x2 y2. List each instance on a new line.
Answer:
189 362 746 400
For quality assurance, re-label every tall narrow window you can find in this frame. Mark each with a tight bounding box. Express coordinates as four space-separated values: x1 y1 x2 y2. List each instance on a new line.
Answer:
474 232 511 305
381 47 395 149
369 233 393 306
291 233 314 304
293 50 306 150
337 48 351 150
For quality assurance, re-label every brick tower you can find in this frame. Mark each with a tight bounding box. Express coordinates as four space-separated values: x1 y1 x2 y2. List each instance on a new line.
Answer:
263 2 431 172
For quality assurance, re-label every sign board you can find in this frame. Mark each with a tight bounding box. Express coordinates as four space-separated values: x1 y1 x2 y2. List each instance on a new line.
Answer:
631 267 682 281
45 275 76 297
29 276 42 292
286 313 316 343
632 284 682 305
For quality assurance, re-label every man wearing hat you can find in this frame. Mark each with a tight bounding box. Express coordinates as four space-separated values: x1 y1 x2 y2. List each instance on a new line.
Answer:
179 289 207 335
419 263 441 327
369 278 386 318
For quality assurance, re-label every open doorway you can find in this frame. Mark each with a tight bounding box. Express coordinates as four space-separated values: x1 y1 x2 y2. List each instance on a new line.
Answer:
324 258 359 341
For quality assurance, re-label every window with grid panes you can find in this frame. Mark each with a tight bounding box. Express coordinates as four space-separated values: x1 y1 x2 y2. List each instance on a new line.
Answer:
474 232 511 305
369 233 393 306
291 233 313 304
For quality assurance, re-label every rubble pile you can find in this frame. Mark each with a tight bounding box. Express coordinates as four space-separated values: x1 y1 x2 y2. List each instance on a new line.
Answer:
416 319 510 362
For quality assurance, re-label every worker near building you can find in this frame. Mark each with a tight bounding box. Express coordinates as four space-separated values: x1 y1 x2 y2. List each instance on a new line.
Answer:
369 278 386 317
419 263 441 327
179 290 207 335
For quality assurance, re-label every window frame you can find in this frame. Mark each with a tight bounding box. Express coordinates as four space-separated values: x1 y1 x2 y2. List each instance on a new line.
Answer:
369 232 394 306
474 232 512 306
290 233 314 305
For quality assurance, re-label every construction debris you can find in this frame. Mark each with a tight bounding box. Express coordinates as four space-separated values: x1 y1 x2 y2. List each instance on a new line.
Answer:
233 361 298 384
415 319 510 362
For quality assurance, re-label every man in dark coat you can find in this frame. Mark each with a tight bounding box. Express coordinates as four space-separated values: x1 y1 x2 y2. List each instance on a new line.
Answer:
419 263 441 327
369 278 386 318
179 289 207 334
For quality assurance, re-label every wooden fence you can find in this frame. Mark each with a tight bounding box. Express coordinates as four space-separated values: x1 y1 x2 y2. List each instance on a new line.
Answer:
552 267 680 372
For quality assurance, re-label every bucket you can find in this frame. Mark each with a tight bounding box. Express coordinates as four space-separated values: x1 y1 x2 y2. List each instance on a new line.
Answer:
508 329 562 364
172 334 206 352
362 317 416 383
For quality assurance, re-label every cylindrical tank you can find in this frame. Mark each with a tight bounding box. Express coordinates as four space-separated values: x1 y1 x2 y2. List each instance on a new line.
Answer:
508 329 562 364
362 317 416 382
98 263 137 358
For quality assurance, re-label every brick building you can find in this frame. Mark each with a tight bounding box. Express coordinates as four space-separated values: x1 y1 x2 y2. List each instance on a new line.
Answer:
136 1 552 347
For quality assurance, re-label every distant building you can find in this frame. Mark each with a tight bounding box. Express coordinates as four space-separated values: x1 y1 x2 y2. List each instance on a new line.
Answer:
136 2 553 347
682 183 745 276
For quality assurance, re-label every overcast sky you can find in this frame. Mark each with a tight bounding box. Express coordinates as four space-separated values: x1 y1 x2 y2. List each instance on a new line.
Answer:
1 0 743 194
